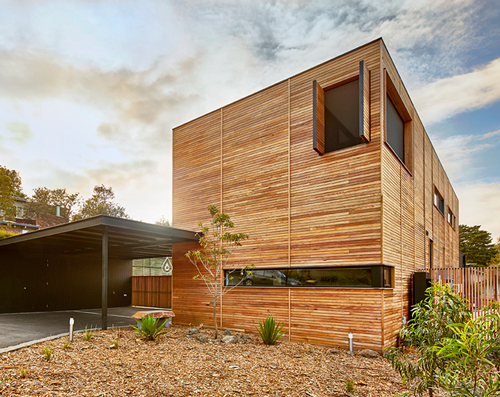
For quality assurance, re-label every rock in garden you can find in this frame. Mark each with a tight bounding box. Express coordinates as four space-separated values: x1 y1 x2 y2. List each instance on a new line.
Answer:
328 348 341 355
195 334 209 343
222 329 232 336
357 349 380 358
187 328 199 336
221 336 236 344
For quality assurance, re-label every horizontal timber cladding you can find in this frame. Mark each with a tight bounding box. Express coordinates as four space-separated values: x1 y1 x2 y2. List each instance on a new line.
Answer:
174 240 386 351
222 81 290 267
289 40 382 267
380 42 460 339
173 110 222 231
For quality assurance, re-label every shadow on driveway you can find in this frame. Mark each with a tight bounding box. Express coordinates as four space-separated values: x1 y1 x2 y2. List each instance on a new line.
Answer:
0 306 168 352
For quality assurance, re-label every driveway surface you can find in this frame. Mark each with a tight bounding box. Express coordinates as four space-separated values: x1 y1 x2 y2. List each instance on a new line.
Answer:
0 306 168 352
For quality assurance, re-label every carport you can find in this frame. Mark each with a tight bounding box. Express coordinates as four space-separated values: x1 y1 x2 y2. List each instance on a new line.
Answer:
0 215 197 329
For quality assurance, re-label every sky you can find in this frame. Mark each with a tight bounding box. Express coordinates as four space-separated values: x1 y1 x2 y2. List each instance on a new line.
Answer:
0 0 499 239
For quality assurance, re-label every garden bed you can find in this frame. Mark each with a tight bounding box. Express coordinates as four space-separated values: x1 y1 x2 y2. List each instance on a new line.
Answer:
1 325 414 396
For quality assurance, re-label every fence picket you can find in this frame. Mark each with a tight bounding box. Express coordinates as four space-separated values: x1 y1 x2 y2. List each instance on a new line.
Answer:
426 267 499 317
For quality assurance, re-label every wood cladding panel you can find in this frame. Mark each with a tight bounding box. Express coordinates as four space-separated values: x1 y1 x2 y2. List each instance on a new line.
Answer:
289 42 382 267
290 289 383 350
172 241 219 327
173 110 221 231
222 81 289 267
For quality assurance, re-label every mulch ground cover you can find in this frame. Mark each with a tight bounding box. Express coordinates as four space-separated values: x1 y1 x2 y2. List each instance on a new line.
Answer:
1 325 418 396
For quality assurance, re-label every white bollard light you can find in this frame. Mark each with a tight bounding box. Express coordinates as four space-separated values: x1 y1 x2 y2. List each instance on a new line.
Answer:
348 332 353 354
69 318 74 342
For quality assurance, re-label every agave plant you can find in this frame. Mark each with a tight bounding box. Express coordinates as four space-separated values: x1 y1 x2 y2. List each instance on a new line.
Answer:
132 314 169 341
255 316 285 345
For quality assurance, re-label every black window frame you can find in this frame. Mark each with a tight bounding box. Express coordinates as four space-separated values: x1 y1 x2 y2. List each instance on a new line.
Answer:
224 265 394 289
434 188 445 215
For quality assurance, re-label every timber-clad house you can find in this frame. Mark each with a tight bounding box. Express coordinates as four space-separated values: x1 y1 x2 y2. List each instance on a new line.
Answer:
171 38 459 351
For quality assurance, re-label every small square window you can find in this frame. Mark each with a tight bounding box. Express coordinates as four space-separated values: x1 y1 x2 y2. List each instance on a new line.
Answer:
434 188 444 214
313 61 370 155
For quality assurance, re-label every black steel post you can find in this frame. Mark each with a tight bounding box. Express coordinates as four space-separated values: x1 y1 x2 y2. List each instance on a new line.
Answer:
102 227 108 330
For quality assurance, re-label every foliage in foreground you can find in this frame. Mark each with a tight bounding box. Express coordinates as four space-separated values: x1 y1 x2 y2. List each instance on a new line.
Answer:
255 316 285 345
132 314 169 341
436 310 500 396
386 283 471 397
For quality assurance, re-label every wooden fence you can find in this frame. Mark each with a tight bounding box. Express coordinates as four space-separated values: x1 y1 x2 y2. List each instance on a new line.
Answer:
131 276 172 308
430 267 500 317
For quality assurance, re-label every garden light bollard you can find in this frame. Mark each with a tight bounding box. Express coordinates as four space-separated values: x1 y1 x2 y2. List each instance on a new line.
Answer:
69 318 74 342
348 332 353 354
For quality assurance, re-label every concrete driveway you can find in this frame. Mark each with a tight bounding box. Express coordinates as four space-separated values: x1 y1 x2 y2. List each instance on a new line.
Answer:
0 306 166 353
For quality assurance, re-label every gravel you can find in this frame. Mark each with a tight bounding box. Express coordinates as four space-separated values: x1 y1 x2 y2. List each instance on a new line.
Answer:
0 325 416 396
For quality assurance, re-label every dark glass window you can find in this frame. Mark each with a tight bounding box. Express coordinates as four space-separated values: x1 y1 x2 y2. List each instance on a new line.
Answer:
434 189 445 214
448 208 456 228
386 94 405 161
324 80 363 152
225 266 393 288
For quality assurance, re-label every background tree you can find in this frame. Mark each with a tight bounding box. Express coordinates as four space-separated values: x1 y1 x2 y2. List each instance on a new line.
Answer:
459 224 499 266
72 185 129 220
24 187 80 220
186 205 253 339
0 165 24 197
0 171 16 220
155 216 171 227
490 238 500 266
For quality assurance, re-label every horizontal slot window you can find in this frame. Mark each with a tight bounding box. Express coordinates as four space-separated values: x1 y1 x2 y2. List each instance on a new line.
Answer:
225 266 393 288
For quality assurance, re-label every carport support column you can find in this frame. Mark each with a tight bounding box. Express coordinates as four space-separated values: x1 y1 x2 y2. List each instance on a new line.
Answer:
102 227 108 330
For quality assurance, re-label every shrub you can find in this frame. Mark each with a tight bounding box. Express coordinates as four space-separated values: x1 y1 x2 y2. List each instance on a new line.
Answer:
436 312 500 396
84 326 93 341
109 339 119 349
42 346 52 361
386 282 471 397
255 316 285 345
345 378 355 393
132 314 169 341
19 368 28 378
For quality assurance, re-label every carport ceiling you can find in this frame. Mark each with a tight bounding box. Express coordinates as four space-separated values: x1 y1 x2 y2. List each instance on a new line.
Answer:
0 215 198 259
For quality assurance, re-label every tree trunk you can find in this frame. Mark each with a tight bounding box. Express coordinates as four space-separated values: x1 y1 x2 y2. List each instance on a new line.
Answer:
213 293 218 339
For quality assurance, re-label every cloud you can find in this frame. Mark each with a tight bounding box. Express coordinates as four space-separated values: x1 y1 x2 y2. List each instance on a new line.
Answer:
432 129 500 181
2 121 34 143
96 123 120 141
0 49 200 125
412 58 500 125
456 181 500 240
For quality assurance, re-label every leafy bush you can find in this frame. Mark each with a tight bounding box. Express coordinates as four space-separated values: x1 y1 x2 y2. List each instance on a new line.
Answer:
436 312 500 396
255 316 285 345
386 282 471 397
132 314 169 341
19 368 28 378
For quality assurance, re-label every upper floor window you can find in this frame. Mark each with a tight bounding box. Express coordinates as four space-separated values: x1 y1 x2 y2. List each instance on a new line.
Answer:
313 61 370 155
385 71 412 171
434 188 445 214
447 207 456 228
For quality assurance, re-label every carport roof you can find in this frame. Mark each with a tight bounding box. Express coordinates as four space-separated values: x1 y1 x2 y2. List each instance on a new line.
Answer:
0 215 198 259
